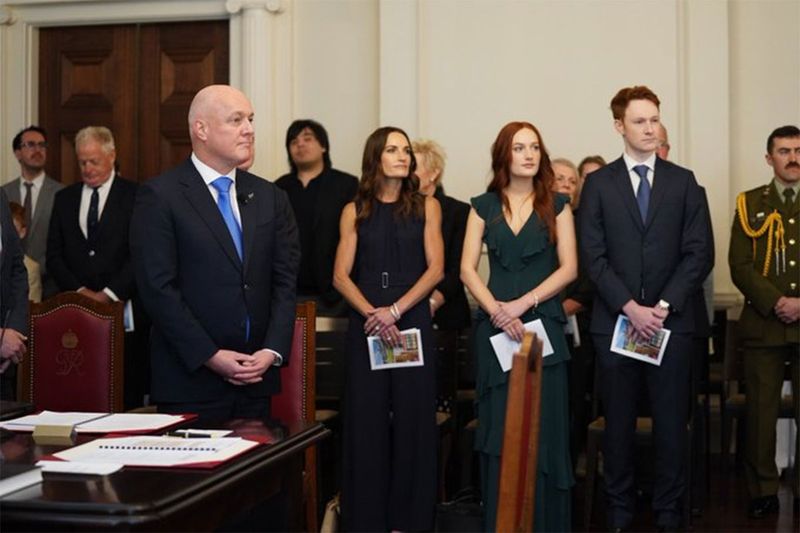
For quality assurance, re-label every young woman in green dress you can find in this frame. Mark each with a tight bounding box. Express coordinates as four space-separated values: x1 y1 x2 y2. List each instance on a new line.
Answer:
461 121 578 531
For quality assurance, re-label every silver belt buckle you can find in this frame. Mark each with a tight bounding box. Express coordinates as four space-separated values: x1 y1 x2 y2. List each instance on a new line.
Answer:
381 272 389 289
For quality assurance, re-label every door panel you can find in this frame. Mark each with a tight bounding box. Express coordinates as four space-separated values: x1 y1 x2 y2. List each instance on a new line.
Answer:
39 20 229 185
40 25 136 186
138 21 229 180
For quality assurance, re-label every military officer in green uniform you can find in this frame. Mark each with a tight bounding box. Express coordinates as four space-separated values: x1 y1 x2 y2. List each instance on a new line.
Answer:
729 125 800 519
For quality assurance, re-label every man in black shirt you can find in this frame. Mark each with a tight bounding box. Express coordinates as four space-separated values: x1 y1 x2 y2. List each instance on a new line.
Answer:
276 120 357 316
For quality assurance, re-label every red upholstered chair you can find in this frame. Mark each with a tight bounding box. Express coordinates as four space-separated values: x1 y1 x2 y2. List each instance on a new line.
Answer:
18 292 124 413
496 332 544 532
272 301 318 531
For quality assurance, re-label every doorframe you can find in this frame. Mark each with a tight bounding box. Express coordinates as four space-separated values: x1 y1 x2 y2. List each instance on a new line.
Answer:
0 0 293 180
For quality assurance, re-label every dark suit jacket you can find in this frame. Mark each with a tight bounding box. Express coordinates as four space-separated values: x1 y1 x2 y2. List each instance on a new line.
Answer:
0 189 29 333
432 187 471 331
578 156 713 335
47 176 137 300
275 167 357 305
131 159 300 403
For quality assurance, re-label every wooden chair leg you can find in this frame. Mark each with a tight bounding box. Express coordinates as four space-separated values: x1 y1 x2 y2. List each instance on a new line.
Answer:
584 431 599 530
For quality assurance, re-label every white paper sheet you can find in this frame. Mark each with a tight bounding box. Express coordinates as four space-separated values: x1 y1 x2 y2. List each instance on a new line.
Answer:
36 461 123 475
0 411 187 434
489 319 554 372
53 436 256 468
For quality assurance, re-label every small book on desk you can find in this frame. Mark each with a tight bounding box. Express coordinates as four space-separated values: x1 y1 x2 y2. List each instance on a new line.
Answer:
0 411 195 434
51 436 261 469
0 464 42 498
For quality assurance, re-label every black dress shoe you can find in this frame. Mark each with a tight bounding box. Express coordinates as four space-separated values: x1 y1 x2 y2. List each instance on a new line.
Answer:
748 495 779 519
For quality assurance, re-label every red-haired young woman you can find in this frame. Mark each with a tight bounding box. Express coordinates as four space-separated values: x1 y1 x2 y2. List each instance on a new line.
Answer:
461 121 577 531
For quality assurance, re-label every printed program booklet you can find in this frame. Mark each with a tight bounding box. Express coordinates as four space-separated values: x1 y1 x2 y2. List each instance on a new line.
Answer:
367 328 424 370
610 315 671 366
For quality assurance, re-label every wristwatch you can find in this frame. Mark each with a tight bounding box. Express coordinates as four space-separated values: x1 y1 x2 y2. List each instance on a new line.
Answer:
272 352 284 367
656 299 671 312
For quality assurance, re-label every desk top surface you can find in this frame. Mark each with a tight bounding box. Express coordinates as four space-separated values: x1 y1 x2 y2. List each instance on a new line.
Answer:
0 417 329 529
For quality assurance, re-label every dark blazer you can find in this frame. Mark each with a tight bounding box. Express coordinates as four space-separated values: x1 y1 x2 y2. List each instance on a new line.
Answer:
0 189 29 333
578 156 713 335
131 159 300 403
276 167 357 305
432 187 471 331
2 175 63 276
46 176 137 300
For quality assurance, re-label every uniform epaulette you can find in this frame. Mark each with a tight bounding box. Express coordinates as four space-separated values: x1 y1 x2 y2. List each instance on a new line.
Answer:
742 184 771 198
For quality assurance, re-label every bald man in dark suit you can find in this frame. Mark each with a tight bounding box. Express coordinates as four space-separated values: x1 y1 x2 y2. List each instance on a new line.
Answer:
131 85 300 424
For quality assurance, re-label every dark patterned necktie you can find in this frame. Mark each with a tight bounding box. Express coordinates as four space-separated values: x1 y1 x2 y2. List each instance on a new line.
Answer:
87 187 99 241
22 182 33 249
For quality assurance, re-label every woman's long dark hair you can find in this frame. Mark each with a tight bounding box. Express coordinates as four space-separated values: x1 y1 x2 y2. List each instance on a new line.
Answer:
487 121 557 242
355 126 423 226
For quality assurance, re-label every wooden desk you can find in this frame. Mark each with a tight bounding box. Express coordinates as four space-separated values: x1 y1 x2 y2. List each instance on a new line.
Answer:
0 400 34 421
0 419 329 531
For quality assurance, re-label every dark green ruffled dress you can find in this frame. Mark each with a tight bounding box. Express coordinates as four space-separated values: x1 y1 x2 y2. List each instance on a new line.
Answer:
471 192 574 532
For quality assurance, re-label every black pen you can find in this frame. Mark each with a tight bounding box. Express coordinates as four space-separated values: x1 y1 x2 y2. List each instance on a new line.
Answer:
165 431 214 438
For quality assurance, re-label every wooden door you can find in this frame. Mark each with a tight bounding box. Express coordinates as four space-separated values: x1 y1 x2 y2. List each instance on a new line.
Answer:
39 20 229 185
39 25 137 186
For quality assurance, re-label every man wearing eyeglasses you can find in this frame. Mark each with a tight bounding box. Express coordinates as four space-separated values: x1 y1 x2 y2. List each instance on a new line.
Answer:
2 126 64 298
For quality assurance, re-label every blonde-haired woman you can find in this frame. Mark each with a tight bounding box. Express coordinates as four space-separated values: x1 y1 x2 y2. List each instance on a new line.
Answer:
412 139 471 332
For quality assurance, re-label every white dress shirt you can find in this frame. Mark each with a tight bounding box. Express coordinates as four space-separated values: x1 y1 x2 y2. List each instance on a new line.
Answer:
190 153 242 227
622 151 657 196
79 171 116 238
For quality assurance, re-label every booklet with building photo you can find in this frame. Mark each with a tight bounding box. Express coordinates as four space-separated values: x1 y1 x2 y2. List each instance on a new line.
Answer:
610 315 670 366
367 328 424 370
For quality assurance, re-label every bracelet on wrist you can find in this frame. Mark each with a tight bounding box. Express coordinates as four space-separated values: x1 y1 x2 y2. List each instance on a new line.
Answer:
390 302 402 321
532 291 540 309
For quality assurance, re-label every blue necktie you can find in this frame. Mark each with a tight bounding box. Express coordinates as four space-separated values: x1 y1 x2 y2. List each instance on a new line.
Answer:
211 177 243 260
634 165 650 222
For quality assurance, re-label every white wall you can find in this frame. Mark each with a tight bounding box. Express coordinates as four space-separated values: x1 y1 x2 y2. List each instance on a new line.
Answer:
417 0 680 200
1 0 798 304
289 0 378 179
730 0 800 195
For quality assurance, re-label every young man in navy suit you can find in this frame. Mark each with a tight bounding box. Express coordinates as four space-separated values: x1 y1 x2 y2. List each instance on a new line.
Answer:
131 85 300 423
578 86 713 532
